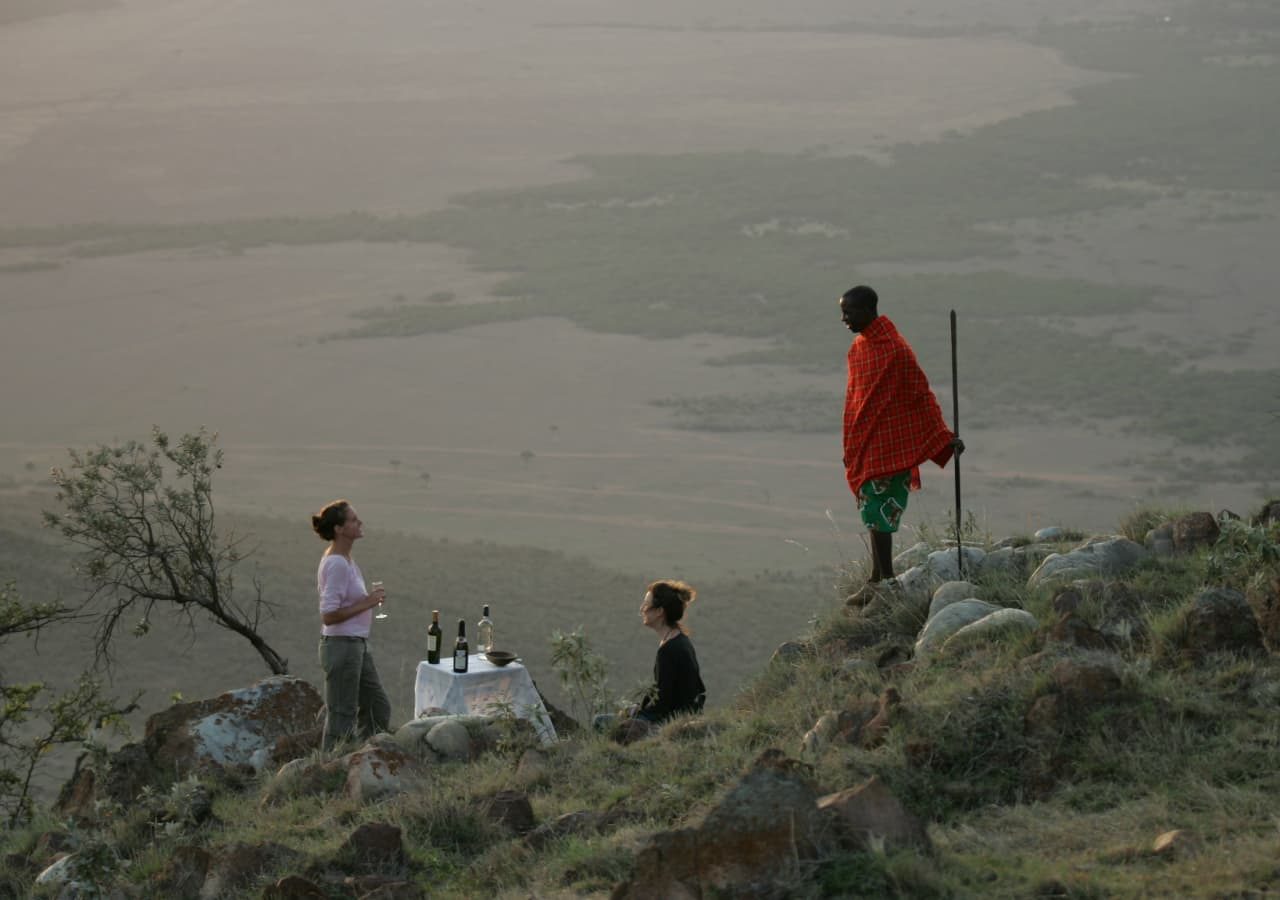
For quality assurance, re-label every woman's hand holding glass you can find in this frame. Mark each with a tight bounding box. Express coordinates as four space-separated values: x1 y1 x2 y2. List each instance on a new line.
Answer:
370 581 388 619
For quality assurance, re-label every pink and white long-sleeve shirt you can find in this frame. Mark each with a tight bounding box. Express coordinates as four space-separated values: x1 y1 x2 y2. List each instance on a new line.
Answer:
317 554 372 638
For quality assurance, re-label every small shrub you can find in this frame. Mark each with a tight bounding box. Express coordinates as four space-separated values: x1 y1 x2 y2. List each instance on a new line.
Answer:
549 627 615 726
1206 518 1280 588
1118 505 1180 542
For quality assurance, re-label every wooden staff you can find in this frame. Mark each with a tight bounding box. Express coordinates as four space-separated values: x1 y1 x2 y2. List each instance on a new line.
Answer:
950 309 963 578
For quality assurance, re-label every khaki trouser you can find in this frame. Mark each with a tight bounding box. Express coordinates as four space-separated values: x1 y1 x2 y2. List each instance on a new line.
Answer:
318 635 391 750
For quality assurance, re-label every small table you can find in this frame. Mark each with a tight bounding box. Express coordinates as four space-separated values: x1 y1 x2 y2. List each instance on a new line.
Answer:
414 656 558 745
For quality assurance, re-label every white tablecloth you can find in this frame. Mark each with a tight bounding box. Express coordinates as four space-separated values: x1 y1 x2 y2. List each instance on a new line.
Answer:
414 656 557 745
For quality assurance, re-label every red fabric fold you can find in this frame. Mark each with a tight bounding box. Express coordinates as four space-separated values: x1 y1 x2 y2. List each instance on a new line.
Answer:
843 316 954 495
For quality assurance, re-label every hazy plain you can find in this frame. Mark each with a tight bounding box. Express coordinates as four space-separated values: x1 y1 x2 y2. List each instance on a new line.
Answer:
1 0 1277 752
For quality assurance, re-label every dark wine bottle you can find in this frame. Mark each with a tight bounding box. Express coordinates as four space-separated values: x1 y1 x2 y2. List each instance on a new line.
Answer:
453 618 469 673
427 609 443 665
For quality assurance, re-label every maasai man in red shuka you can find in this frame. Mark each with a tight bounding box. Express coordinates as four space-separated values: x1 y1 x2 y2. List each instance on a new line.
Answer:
840 285 963 587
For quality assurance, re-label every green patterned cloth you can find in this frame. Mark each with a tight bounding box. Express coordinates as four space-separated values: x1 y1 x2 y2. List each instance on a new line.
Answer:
857 471 912 533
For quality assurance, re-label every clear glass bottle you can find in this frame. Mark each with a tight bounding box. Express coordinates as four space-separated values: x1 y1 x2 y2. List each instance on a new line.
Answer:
426 609 442 665
477 604 494 654
452 619 469 673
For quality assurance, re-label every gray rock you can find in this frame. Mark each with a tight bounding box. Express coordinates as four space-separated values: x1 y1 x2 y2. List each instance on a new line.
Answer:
929 581 980 619
926 547 986 582
1084 536 1149 573
941 608 1039 653
1027 556 1098 589
894 564 941 602
1035 526 1068 541
979 546 1020 575
344 745 416 803
894 541 933 571
395 715 489 756
144 675 323 777
915 600 1001 660
426 719 472 762
1027 537 1147 590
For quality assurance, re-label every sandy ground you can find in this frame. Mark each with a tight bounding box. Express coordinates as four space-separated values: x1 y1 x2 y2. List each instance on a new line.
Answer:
0 0 1270 583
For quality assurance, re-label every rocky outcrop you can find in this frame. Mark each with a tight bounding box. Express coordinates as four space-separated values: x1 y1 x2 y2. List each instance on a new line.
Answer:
58 677 323 823
145 676 323 777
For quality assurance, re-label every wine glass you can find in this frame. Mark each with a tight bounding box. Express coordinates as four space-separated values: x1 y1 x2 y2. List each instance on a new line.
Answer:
372 581 387 619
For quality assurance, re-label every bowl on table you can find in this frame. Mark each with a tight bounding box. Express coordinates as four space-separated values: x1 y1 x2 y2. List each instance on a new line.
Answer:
484 650 518 667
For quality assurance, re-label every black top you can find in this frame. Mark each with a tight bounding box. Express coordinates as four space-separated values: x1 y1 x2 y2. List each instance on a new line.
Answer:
637 632 706 723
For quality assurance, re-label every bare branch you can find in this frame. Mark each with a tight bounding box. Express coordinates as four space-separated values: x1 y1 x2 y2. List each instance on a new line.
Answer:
45 427 288 675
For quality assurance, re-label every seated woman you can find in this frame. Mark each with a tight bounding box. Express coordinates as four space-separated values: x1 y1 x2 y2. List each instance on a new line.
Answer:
619 579 704 740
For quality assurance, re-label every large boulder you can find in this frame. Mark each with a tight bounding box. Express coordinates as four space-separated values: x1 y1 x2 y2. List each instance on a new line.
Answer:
145 676 323 778
612 750 825 899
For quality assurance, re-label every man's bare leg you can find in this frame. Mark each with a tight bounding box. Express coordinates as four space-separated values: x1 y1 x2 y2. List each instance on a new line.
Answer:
870 530 895 583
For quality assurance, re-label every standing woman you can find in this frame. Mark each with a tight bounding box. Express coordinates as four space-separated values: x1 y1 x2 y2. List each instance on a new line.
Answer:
312 499 391 750
635 579 706 724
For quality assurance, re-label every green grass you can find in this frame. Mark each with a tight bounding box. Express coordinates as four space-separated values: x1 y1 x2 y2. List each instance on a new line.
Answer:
7 501 1278 897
